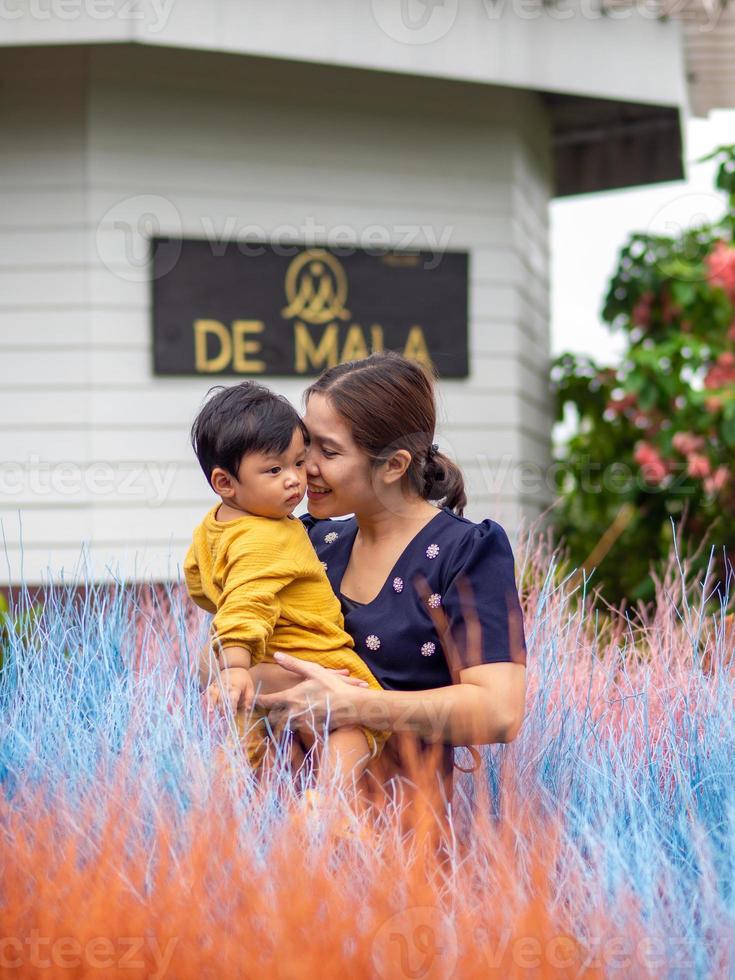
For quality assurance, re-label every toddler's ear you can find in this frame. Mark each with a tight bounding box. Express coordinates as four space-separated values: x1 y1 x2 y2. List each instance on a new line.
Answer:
211 466 235 497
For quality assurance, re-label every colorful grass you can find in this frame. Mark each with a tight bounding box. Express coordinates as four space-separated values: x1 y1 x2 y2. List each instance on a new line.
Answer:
0 529 733 978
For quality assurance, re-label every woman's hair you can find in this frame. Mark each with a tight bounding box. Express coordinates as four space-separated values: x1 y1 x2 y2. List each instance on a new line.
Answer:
191 381 305 487
305 351 467 515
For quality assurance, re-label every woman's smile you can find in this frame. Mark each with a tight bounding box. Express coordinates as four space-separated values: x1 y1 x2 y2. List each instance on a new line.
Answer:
307 483 332 499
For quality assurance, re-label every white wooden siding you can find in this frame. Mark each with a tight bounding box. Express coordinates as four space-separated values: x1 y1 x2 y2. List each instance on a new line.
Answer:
0 50 552 583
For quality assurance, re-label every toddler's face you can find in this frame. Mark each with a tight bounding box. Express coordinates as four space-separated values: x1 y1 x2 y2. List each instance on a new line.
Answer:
227 427 307 519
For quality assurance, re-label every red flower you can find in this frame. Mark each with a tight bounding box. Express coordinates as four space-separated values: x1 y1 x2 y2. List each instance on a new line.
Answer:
631 291 655 328
704 351 735 390
703 465 730 496
706 240 735 303
633 441 671 485
661 289 683 324
672 431 705 456
687 453 712 479
606 392 637 415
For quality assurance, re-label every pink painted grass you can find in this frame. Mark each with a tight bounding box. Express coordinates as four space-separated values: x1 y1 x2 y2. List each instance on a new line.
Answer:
0 524 732 977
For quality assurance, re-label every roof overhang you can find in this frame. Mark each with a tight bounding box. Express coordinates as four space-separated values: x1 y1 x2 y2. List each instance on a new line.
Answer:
544 93 683 196
1 9 690 199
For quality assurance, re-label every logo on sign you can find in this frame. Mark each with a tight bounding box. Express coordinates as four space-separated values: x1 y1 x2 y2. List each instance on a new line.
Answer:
281 249 351 325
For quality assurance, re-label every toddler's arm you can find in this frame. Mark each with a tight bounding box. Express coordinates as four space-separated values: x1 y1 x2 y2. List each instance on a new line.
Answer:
204 643 254 713
215 643 252 671
198 640 252 690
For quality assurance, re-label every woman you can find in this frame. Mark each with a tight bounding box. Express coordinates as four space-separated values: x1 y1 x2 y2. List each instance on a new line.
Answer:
252 351 527 800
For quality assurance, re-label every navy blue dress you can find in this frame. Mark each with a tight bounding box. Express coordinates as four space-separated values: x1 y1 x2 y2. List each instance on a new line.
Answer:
302 506 527 693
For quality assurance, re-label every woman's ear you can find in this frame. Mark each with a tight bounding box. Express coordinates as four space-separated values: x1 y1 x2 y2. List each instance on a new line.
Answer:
382 449 412 485
211 466 236 498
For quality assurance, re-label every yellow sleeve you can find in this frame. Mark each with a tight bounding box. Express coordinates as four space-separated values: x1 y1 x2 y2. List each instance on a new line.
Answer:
212 523 298 658
183 542 216 615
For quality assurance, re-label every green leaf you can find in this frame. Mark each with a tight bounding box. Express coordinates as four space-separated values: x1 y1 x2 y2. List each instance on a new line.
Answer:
722 415 735 448
670 280 697 306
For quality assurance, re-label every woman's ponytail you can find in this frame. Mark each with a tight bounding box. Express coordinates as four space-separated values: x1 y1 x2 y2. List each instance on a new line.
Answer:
423 450 467 516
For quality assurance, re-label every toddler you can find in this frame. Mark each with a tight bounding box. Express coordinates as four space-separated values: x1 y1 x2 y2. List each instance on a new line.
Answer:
184 381 387 782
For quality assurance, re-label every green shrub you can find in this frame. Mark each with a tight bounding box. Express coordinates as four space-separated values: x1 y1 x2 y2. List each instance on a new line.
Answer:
552 145 735 607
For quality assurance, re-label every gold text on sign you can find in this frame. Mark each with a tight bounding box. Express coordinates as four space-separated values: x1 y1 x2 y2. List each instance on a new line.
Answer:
192 319 433 375
294 322 432 373
194 320 266 373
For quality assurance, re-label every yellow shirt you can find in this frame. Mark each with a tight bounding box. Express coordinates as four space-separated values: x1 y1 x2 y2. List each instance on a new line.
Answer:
184 505 359 668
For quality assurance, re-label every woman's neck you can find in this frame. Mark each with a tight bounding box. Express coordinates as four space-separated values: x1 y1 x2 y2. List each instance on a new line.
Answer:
354 495 440 546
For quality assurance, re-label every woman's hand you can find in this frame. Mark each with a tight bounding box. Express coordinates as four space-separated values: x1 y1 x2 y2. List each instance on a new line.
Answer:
254 652 371 734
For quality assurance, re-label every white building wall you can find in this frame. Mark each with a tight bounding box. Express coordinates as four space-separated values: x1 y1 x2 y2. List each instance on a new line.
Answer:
0 48 552 584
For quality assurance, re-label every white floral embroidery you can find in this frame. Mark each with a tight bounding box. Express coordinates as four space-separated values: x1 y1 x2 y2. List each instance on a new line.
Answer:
365 635 381 651
426 543 440 560
427 593 442 609
421 642 436 657
321 562 328 571
393 577 404 593
324 531 339 544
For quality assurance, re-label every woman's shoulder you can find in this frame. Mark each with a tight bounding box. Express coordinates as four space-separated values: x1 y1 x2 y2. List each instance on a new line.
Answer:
437 507 514 546
433 508 518 573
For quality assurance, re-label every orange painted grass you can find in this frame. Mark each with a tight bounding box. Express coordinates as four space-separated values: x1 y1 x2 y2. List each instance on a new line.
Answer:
0 736 651 980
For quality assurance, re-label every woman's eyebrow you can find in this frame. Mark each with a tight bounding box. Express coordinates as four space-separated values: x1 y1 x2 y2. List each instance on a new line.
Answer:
318 436 344 451
306 430 343 450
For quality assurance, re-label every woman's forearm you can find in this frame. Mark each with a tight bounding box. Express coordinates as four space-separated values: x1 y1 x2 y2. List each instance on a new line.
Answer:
351 682 517 746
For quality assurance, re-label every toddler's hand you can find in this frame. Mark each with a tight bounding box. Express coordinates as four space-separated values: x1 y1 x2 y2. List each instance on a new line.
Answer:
205 667 255 716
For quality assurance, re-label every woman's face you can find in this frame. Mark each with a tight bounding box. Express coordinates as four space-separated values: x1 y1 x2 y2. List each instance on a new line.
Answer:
302 392 376 518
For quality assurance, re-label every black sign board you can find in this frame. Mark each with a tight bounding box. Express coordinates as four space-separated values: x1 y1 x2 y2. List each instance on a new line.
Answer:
151 238 468 378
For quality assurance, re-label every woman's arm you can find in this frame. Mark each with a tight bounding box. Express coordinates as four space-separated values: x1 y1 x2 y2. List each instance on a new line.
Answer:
257 654 526 747
360 661 526 745
198 643 372 695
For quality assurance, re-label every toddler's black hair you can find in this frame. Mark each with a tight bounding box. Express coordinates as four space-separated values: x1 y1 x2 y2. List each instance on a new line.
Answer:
191 382 306 487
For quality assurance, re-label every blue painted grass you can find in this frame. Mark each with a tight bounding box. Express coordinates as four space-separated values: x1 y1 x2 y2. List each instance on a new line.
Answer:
0 533 733 977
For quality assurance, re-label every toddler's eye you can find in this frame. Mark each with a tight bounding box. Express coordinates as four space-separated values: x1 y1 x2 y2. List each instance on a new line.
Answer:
296 459 305 468
268 466 281 475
